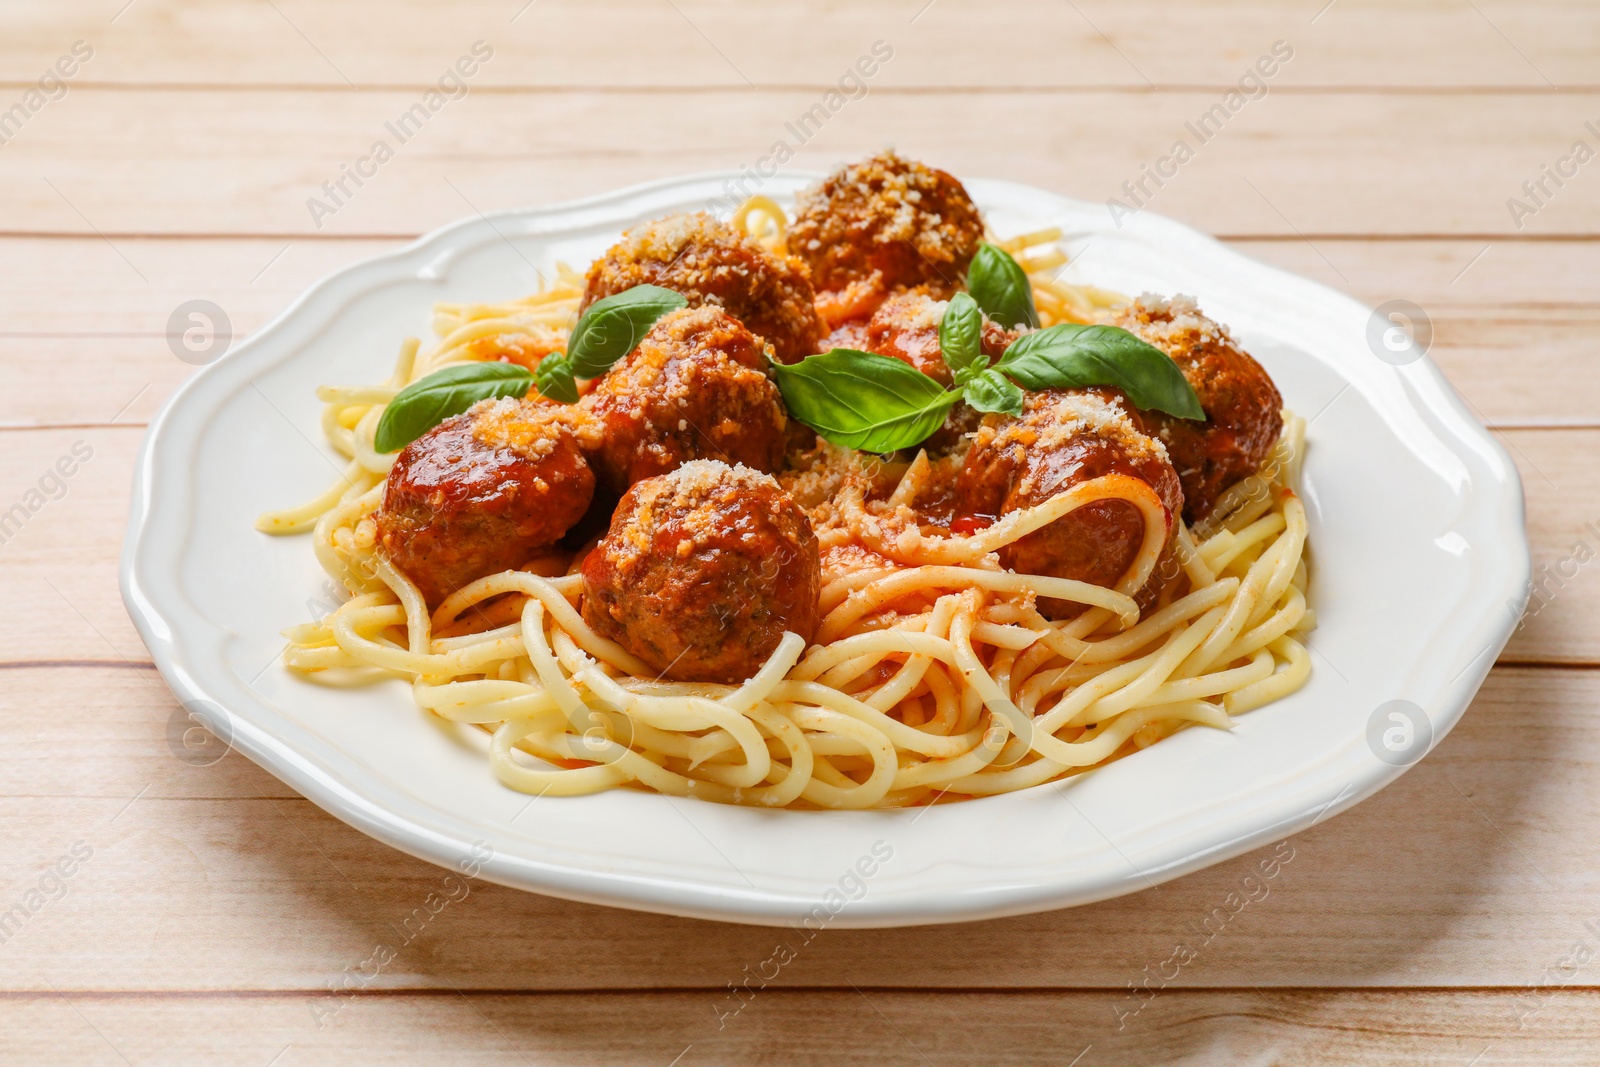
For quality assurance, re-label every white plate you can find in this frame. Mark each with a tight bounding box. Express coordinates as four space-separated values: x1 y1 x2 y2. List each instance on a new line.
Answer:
122 173 1529 928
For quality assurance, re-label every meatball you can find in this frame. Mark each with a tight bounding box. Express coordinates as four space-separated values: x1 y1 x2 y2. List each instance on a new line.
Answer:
579 305 789 492
1113 295 1283 522
581 460 821 683
958 389 1182 617
376 397 594 606
582 212 823 364
789 151 985 326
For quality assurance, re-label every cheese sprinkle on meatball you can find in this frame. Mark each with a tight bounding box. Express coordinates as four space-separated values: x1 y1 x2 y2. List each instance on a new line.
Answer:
579 305 789 493
583 212 823 364
789 150 985 326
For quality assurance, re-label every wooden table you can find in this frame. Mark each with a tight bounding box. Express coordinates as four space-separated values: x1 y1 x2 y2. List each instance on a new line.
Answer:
2 2 1595 1062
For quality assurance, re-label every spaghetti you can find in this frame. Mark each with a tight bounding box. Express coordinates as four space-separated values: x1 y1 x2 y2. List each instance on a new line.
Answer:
258 202 1313 810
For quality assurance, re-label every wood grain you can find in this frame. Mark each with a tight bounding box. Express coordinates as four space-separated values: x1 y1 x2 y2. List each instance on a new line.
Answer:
0 0 1590 1058
5 989 1597 1066
2 90 1596 238
7 0 1595 89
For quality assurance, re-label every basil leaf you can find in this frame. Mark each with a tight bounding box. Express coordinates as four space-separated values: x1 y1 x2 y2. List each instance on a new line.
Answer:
566 284 687 379
968 241 1039 329
771 349 960 454
938 292 984 384
963 368 1024 416
534 354 579 404
997 324 1204 420
374 362 533 453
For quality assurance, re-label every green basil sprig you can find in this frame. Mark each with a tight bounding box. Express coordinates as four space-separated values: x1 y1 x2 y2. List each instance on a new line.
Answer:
938 292 1023 416
529 283 686 403
996 324 1204 419
937 291 985 380
967 241 1039 329
962 367 1024 415
566 284 687 378
533 354 580 404
774 296 1204 453
770 349 960 454
373 362 534 453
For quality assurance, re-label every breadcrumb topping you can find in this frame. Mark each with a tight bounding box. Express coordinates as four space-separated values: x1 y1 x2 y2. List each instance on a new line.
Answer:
974 390 1169 498
797 151 971 262
469 396 583 461
582 212 822 363
614 460 780 567
577 304 788 489
887 291 948 330
789 150 984 295
621 214 748 275
461 326 567 371
1113 293 1231 357
779 440 900 512
660 457 776 499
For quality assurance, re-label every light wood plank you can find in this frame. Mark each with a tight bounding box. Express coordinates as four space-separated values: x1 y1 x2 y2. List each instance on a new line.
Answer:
0 238 402 339
0 663 1595 991
0 0 1585 1044
1499 429 1600 664
6 0 1594 89
3 989 1596 1066
2 90 1596 237
1233 238 1600 309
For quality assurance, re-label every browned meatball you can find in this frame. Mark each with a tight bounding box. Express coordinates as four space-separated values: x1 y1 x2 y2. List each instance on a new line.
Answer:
376 398 594 606
578 305 789 492
789 151 985 326
1113 295 1283 522
581 460 821 683
958 389 1182 617
582 212 823 364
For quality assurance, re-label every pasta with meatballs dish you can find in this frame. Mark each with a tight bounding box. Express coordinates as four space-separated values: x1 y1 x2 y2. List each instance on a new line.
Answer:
259 151 1312 810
